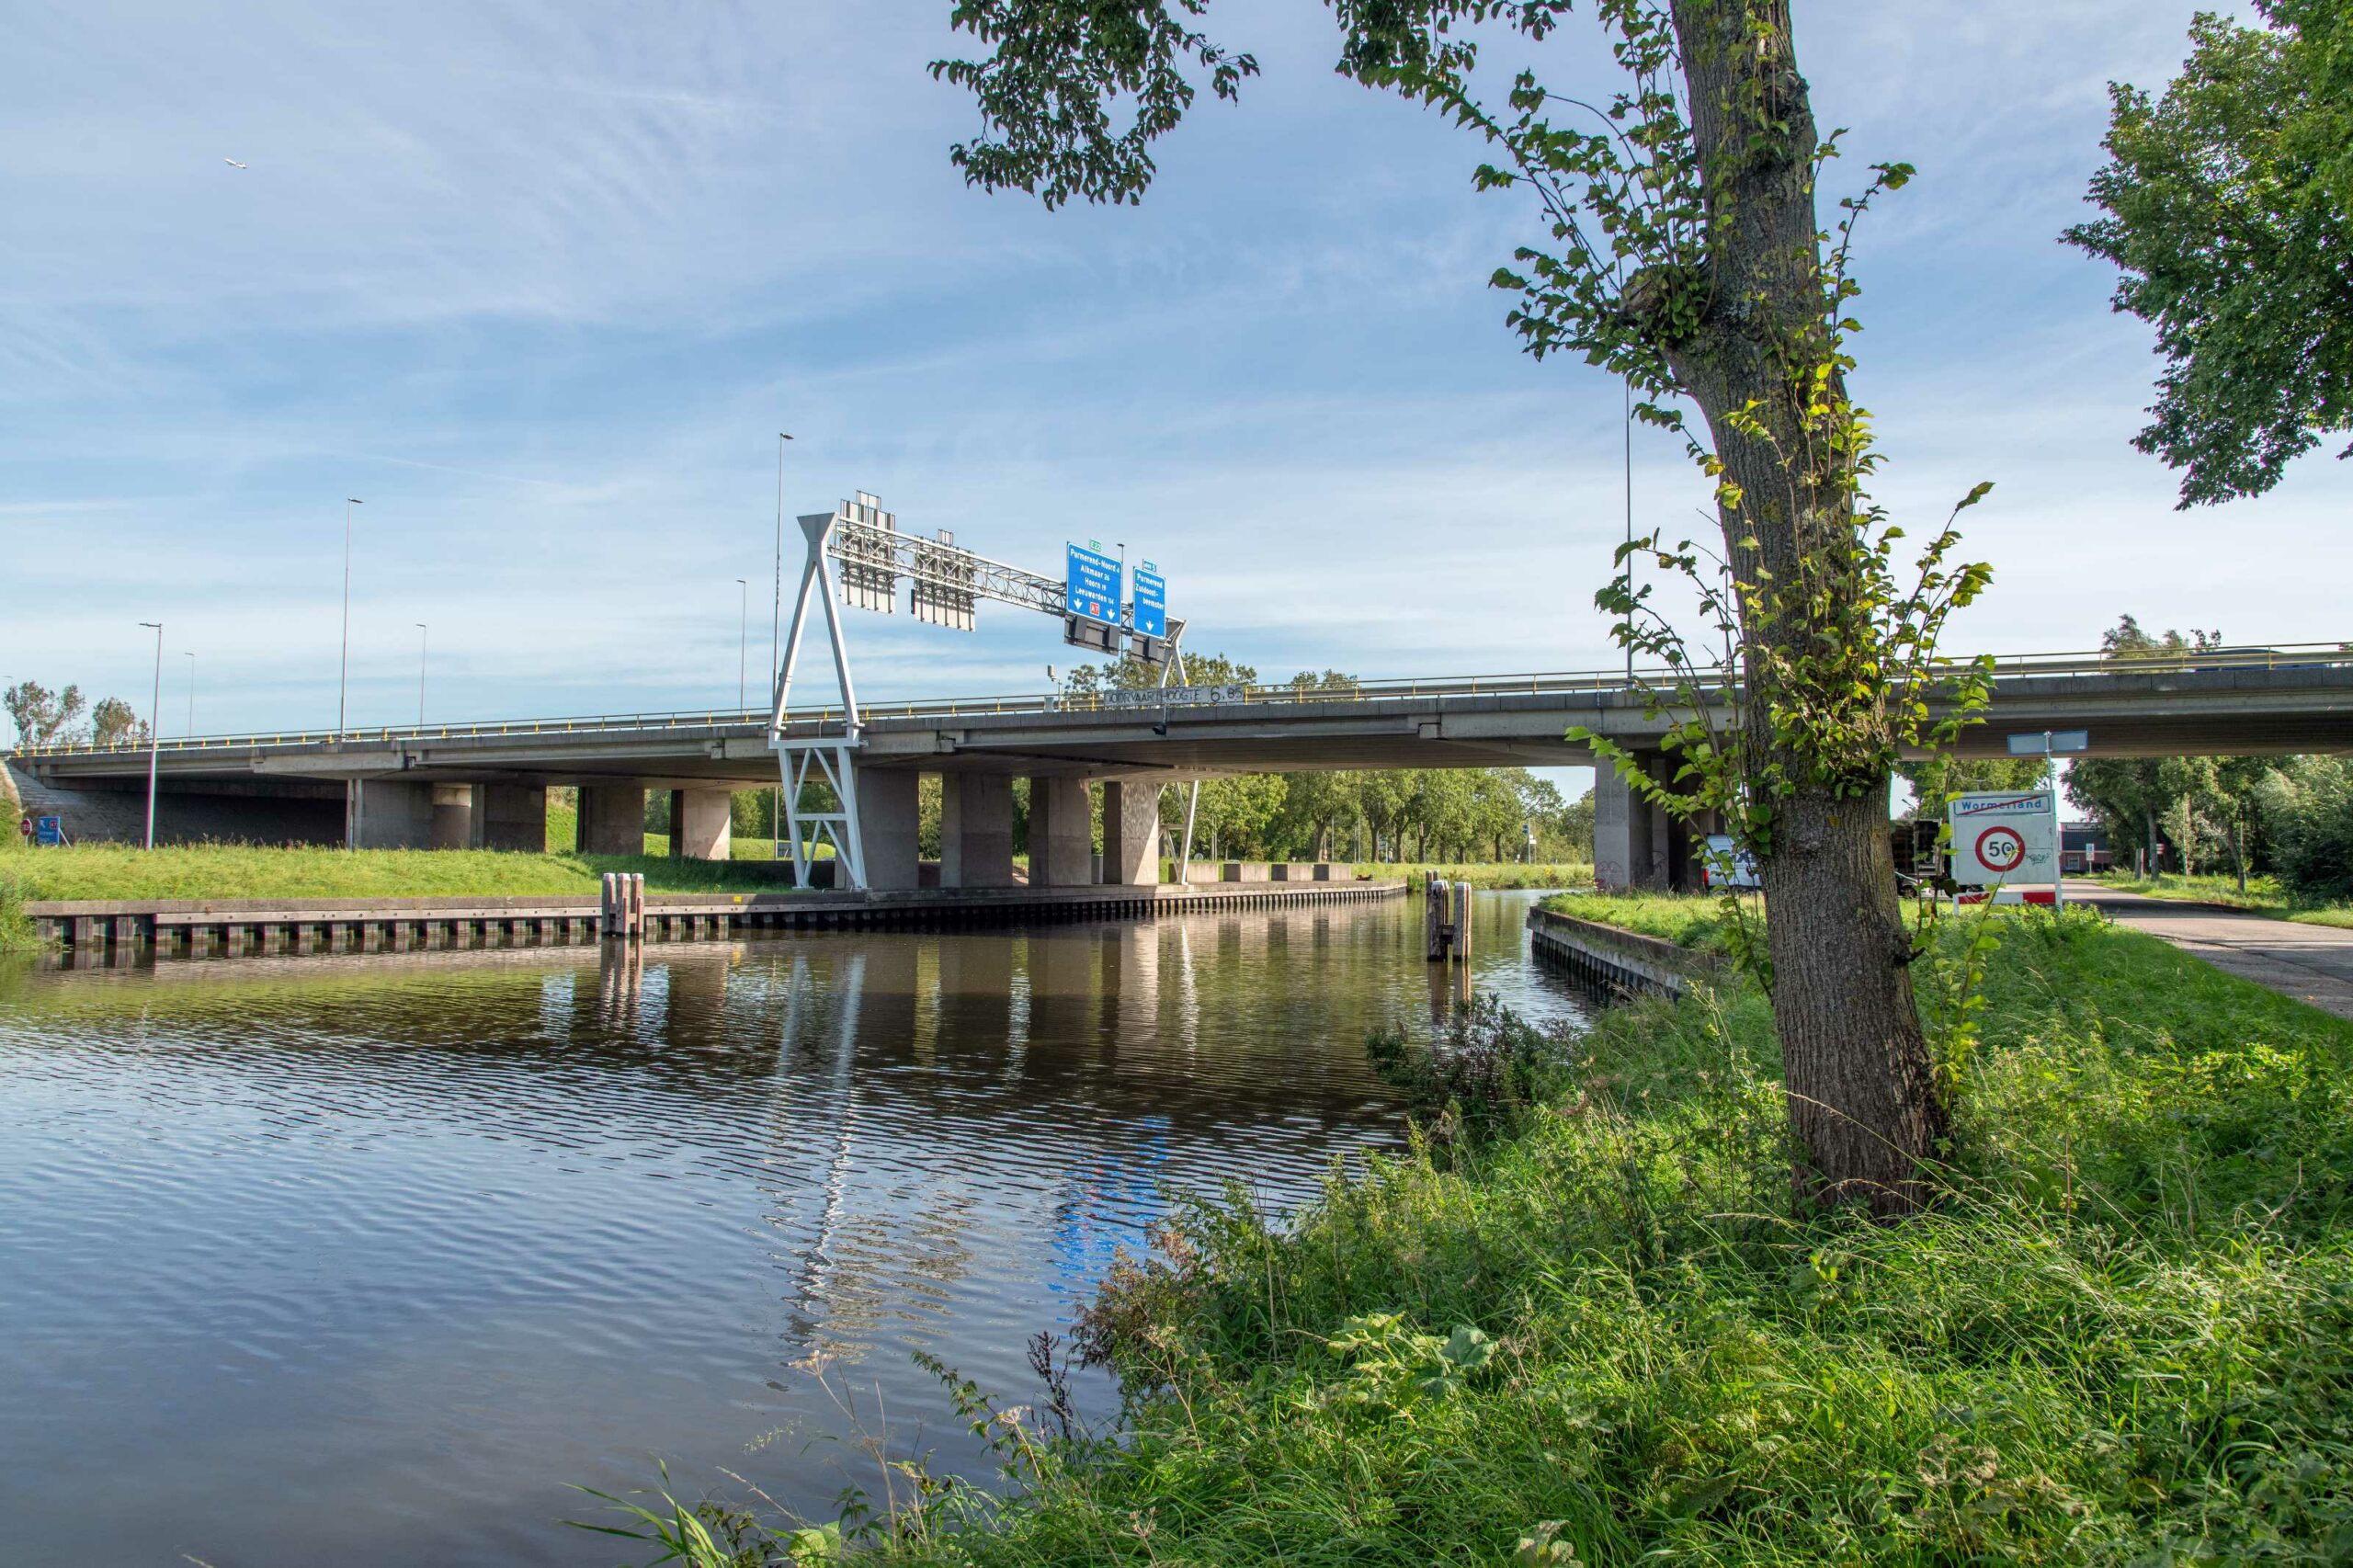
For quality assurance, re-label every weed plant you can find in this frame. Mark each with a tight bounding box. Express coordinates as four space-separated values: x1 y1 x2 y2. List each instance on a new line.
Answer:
583 911 2353 1564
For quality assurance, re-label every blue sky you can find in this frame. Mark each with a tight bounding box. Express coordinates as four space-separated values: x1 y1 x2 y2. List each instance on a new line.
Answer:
5 1 2347 760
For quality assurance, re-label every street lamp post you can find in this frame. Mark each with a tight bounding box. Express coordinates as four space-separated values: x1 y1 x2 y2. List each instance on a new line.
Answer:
735 578 748 710
338 497 363 740
415 623 428 728
771 433 792 859
139 621 163 848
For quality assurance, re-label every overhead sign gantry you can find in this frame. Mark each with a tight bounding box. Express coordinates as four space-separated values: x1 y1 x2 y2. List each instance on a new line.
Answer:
767 492 1188 891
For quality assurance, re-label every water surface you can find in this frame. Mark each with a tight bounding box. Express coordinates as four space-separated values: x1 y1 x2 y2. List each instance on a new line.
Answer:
0 890 1586 1566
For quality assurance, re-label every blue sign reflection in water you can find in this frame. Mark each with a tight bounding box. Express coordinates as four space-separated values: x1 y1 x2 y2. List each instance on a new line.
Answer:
0 890 1589 1568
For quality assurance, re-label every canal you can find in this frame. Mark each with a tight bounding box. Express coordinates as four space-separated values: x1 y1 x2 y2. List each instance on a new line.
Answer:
0 888 1592 1567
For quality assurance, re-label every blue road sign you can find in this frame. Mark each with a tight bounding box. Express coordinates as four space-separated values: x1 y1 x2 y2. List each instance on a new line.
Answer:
1133 562 1166 640
34 816 63 846
1065 542 1121 626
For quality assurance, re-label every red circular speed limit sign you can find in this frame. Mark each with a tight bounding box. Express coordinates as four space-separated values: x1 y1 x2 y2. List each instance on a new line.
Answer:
17 815 29 839
1974 824 2027 873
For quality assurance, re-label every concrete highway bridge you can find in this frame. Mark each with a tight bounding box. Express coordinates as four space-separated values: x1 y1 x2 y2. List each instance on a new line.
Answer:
8 642 2349 891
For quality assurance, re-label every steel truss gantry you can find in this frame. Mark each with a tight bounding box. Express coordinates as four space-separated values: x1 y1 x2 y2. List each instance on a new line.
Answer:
769 492 1197 892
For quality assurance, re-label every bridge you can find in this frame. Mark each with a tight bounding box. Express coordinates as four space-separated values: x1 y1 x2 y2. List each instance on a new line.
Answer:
9 642 2350 891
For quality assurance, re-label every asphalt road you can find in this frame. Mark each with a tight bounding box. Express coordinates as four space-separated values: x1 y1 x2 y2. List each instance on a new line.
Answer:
2073 886 2353 1021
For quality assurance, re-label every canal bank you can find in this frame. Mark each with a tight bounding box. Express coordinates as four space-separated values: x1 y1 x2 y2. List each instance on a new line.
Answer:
0 886 1586 1568
21 879 1405 960
813 907 2353 1568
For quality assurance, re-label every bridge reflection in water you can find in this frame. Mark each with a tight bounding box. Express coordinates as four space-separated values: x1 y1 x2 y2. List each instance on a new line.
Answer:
0 891 1589 1568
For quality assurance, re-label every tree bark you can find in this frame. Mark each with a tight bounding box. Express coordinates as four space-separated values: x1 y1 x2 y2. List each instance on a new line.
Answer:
1661 0 1945 1215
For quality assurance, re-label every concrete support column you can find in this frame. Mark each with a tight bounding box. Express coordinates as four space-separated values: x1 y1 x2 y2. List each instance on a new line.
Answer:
669 788 733 861
1102 779 1162 886
940 772 1015 889
430 785 473 849
855 768 921 891
470 784 547 852
346 778 435 849
1027 776 1094 888
1593 757 1658 890
577 785 646 856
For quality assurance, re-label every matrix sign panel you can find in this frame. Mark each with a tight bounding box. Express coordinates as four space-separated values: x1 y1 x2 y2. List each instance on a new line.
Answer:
1132 562 1167 639
1948 790 2058 886
1065 542 1121 626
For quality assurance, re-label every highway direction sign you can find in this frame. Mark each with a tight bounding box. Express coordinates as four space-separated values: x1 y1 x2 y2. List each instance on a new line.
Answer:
1065 542 1121 626
1132 562 1166 639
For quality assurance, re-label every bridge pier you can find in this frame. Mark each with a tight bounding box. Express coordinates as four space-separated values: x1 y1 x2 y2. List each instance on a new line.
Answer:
857 768 922 891
471 784 547 852
669 788 733 861
346 778 435 850
941 772 1015 888
1028 776 1093 888
1102 780 1162 886
1593 755 1670 891
1592 753 1710 892
577 785 645 856
431 785 472 849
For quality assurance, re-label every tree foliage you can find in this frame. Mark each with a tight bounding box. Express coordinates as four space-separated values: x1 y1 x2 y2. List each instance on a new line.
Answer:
1059 654 1584 863
4 681 87 748
2066 2 2353 506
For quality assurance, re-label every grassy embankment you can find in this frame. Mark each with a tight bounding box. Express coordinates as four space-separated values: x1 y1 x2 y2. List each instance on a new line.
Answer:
2085 871 2353 931
0 839 791 912
613 895 2353 1564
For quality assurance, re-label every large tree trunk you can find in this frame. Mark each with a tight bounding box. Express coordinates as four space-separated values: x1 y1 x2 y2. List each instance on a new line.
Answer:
1664 0 1944 1215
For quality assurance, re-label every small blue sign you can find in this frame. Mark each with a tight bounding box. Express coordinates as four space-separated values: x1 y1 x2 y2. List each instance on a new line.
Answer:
34 816 64 846
1132 562 1166 640
1065 542 1121 627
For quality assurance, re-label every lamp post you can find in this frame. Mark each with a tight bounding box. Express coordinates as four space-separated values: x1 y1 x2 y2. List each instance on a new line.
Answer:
139 621 163 848
337 497 363 740
770 433 792 859
735 578 748 710
182 651 195 736
415 623 428 728
1622 381 1633 687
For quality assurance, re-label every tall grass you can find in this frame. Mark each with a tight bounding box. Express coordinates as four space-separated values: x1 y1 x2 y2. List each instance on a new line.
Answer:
590 912 2353 1564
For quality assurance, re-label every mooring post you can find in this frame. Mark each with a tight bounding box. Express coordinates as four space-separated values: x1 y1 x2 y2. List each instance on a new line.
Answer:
1451 880 1472 966
1424 874 1442 961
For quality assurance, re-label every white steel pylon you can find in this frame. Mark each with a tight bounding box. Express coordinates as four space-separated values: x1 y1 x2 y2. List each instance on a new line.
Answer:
768 505 869 891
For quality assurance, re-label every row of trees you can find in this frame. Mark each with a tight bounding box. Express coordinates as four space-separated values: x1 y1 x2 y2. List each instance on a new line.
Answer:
2063 620 2350 895
4 680 151 749
1062 653 1590 862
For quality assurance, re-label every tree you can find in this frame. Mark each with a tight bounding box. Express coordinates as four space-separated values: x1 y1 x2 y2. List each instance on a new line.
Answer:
87 697 148 748
2065 3 2353 506
935 1 1987 1213
1895 755 2048 821
2063 617 2272 877
5 681 85 747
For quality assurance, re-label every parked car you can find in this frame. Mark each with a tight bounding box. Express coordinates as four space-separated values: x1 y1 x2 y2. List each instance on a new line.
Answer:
1699 834 1761 891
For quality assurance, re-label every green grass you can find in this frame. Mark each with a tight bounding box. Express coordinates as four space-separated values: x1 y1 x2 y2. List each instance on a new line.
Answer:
2088 871 2353 931
613 910 2353 1564
1540 888 1757 952
0 840 797 903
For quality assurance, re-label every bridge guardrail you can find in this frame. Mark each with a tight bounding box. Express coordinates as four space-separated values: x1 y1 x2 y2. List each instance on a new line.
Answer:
12 641 2348 761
